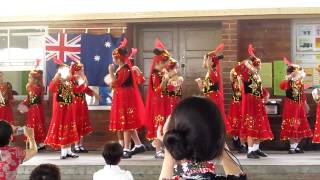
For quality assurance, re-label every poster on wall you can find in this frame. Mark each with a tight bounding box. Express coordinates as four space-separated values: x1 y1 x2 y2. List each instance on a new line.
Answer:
297 37 313 51
273 60 286 96
260 63 273 88
296 24 314 51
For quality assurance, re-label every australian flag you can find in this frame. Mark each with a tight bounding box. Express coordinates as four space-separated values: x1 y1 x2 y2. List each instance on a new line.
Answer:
45 33 123 86
45 33 81 85
80 33 124 86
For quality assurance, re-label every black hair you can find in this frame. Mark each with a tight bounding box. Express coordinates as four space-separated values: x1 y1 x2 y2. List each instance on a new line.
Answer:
287 66 294 74
0 120 13 147
163 96 226 162
102 142 123 165
153 48 164 55
29 164 61 180
118 48 128 56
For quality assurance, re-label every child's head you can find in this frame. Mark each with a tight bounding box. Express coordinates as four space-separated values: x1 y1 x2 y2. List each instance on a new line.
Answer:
30 164 61 180
102 142 123 165
0 120 13 147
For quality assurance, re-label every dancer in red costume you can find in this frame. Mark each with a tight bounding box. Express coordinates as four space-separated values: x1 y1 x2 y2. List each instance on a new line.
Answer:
45 61 84 159
70 61 98 153
19 59 46 150
144 38 171 159
312 65 320 143
235 44 273 159
195 43 230 132
0 71 14 124
162 58 184 117
280 57 313 154
228 67 247 153
108 38 145 159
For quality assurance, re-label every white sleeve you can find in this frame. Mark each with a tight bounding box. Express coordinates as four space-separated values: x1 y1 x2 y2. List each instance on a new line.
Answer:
126 171 134 180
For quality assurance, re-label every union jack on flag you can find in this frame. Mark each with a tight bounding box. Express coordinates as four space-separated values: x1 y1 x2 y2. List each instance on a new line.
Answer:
45 32 81 63
45 33 81 85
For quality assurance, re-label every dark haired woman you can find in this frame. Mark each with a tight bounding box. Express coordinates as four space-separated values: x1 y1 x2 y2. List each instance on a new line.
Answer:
159 96 246 180
195 44 230 133
108 38 145 159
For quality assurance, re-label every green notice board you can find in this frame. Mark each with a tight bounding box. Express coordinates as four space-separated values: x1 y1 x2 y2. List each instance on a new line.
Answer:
260 63 273 88
273 60 287 96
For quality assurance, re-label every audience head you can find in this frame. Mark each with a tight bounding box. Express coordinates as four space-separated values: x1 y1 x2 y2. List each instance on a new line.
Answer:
0 120 13 147
29 164 61 180
102 142 123 165
163 96 226 162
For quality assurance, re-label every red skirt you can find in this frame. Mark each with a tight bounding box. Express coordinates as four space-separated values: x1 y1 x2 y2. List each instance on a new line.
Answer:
73 97 93 137
165 95 181 118
227 100 242 136
109 87 142 131
45 103 79 148
313 103 320 143
146 93 167 139
26 104 46 143
240 94 274 140
205 91 231 132
280 98 313 140
0 105 13 124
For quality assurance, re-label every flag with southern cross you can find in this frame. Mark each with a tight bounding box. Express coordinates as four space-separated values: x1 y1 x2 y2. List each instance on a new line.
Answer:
80 33 124 86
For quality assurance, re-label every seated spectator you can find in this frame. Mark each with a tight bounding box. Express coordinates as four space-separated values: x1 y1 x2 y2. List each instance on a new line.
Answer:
0 120 37 180
93 142 134 180
29 164 61 180
159 96 247 180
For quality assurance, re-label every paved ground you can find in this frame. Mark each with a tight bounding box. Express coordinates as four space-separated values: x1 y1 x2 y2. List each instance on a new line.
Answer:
18 151 320 180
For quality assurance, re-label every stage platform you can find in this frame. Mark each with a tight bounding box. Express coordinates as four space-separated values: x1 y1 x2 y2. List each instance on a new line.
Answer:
17 151 320 180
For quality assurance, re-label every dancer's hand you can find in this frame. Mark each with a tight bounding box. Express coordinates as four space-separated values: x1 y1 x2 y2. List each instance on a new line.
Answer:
108 64 115 74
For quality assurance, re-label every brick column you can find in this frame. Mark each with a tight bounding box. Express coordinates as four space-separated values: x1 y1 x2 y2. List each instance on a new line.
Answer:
221 20 239 108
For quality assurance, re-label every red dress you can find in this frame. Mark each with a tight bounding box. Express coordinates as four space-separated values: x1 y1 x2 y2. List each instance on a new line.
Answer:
163 76 182 119
0 82 14 124
202 67 230 132
145 70 167 139
227 80 242 136
280 80 313 140
109 65 144 131
313 103 320 143
22 84 46 143
71 78 93 137
238 67 274 140
44 79 83 148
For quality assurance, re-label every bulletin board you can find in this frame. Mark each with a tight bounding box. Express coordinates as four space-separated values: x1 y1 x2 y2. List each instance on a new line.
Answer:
293 21 320 86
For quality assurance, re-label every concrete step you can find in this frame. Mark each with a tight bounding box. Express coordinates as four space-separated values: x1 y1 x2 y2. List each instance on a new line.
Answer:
17 151 320 180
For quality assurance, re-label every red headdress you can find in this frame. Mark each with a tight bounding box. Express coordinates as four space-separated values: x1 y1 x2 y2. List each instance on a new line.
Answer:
70 60 84 75
29 59 43 80
112 38 128 60
152 38 170 63
248 44 261 67
283 57 301 75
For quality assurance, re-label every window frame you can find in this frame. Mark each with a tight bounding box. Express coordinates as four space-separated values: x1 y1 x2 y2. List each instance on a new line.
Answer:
0 26 48 100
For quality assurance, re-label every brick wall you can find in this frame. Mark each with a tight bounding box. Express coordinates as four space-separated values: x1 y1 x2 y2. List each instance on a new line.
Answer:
221 20 239 107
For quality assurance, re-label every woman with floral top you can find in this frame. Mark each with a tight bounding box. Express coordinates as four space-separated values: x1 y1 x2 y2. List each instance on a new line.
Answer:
159 96 246 180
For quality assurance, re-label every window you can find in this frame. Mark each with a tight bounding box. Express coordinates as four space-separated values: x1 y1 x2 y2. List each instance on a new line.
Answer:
0 27 47 98
292 20 320 86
